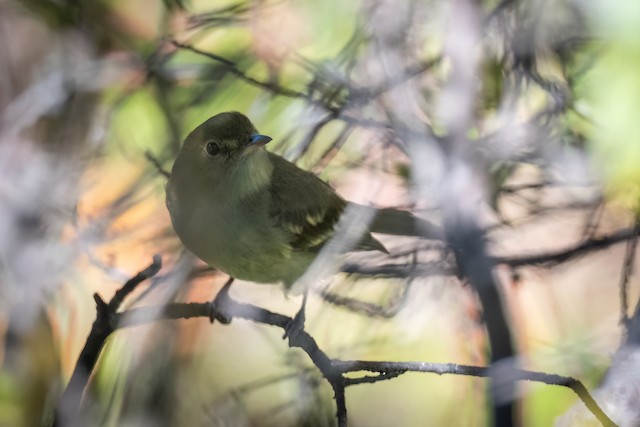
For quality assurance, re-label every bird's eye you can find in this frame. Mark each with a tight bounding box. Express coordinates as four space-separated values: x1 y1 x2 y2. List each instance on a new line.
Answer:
205 142 220 157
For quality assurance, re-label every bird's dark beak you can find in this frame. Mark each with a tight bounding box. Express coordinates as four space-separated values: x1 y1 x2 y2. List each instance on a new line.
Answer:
250 134 272 146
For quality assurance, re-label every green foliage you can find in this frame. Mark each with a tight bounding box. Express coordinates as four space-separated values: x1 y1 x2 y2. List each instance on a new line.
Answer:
587 2 640 211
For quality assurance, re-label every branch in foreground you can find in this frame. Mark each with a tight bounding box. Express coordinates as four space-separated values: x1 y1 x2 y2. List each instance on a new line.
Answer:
118 298 348 426
333 361 616 427
57 257 616 427
52 255 162 427
116 300 616 427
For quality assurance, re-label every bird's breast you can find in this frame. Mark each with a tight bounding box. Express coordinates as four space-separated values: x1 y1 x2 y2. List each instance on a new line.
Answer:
169 186 307 285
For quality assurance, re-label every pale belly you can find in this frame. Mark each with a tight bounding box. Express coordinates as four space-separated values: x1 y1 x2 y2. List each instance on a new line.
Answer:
173 202 315 287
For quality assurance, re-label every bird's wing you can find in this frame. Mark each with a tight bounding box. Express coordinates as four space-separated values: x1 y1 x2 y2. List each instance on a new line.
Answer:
267 153 387 253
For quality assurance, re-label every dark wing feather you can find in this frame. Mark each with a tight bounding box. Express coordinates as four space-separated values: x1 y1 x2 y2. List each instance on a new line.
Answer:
268 153 387 253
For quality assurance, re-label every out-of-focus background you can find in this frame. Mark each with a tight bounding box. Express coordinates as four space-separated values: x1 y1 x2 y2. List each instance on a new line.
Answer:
1 0 639 426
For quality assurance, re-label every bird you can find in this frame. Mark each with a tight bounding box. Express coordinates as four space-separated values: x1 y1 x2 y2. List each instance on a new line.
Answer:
166 112 443 324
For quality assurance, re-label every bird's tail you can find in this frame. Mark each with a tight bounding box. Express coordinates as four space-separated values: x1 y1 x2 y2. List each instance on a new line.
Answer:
368 207 445 240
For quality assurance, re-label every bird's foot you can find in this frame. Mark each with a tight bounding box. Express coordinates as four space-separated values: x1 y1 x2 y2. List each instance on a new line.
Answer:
283 307 306 343
209 277 235 324
283 292 308 343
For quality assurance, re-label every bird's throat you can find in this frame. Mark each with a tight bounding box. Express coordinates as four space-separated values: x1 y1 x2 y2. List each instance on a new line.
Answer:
228 148 274 197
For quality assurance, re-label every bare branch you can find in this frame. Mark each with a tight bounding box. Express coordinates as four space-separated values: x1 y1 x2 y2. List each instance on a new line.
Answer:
333 360 616 427
171 41 329 107
496 225 640 268
54 256 163 427
620 220 640 325
55 245 618 427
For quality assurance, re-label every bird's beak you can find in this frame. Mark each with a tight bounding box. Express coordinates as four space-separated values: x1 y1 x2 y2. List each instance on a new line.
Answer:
250 134 272 146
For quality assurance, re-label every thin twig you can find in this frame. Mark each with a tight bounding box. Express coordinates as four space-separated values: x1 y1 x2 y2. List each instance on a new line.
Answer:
53 256 162 427
171 41 324 104
496 225 640 268
332 360 616 427
343 370 405 386
144 151 171 178
108 254 162 310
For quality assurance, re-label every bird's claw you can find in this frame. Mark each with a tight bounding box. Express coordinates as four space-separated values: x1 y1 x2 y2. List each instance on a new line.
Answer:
209 300 232 324
283 306 306 342
209 278 234 324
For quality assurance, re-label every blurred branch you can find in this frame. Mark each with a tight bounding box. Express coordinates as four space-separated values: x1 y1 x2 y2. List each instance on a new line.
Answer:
320 254 418 318
347 56 442 107
496 224 640 268
435 0 517 421
582 198 605 239
188 1 251 28
318 285 411 319
445 216 517 425
144 150 171 178
499 180 598 195
341 260 453 278
170 41 441 123
311 122 354 172
620 220 640 326
294 111 341 159
171 41 330 107
483 0 516 26
188 253 454 281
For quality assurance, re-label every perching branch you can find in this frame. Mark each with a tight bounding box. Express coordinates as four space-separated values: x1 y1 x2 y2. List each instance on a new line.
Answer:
57 257 617 427
333 360 616 427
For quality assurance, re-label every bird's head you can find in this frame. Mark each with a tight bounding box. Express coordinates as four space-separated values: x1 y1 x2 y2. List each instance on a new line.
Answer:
182 111 271 166
170 112 274 196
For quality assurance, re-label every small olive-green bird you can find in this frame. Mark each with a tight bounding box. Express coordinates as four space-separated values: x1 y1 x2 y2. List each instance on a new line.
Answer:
166 111 442 288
